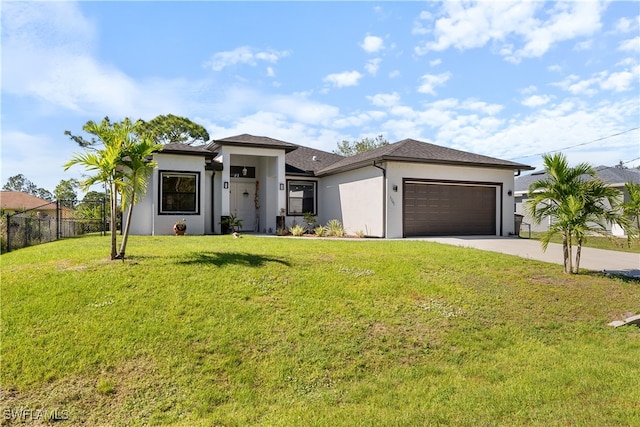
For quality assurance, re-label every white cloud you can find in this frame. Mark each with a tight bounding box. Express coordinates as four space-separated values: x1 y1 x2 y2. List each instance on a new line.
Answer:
479 98 639 169
267 67 275 78
522 95 551 108
268 95 340 126
323 71 363 88
415 2 540 55
367 92 400 107
333 112 383 129
554 67 639 95
412 11 433 36
204 46 290 71
1 1 211 118
574 39 593 51
415 2 605 63
618 36 640 53
429 58 442 67
365 58 382 75
417 72 451 95
614 17 638 33
0 130 85 190
388 70 401 79
459 99 503 115
361 35 384 53
599 70 636 92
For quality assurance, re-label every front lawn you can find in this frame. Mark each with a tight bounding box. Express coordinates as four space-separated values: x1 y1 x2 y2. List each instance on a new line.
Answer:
2 235 639 426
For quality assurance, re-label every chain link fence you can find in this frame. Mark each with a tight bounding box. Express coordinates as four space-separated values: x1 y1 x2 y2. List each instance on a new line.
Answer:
1 199 107 253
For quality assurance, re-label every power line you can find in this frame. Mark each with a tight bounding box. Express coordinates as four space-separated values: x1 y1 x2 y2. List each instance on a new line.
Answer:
509 127 639 161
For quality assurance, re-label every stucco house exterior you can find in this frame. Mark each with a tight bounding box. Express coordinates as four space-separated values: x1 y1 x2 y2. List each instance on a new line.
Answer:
514 166 640 236
130 134 533 238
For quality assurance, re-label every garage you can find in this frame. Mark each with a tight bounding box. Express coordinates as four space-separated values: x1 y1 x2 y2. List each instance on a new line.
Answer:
403 180 498 237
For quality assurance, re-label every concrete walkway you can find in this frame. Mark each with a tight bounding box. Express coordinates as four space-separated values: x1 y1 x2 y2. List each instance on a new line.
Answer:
419 236 640 278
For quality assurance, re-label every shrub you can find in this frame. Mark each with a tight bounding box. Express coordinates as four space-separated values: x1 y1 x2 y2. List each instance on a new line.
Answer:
289 224 305 236
303 212 317 232
355 230 366 238
324 219 345 237
314 225 325 237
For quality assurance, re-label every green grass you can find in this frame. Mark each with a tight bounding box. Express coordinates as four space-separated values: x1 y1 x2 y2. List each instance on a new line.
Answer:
2 235 639 426
520 230 640 253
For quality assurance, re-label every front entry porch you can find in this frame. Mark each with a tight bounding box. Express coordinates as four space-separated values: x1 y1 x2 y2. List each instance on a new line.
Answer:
215 150 287 235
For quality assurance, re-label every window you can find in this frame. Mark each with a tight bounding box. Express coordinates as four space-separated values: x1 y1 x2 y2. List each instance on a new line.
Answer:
160 171 199 214
287 180 316 215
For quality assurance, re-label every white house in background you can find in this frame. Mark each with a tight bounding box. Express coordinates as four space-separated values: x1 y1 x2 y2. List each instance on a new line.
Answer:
514 166 640 236
130 134 533 238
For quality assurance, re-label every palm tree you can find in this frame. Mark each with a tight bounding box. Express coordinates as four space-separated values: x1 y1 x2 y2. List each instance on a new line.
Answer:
622 182 640 233
116 136 160 259
526 153 627 274
64 118 138 260
570 179 627 272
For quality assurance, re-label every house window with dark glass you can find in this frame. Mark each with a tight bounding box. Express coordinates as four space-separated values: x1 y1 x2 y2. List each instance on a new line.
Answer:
160 171 199 214
287 181 316 215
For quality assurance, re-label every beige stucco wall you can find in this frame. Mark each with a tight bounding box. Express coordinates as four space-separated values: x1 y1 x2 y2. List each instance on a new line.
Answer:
318 167 384 237
130 153 208 236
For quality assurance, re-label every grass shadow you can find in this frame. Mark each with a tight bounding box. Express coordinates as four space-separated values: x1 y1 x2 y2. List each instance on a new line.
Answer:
178 251 291 268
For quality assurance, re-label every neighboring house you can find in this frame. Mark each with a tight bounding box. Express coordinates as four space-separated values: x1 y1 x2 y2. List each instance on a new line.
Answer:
130 134 532 238
0 191 61 217
514 166 640 236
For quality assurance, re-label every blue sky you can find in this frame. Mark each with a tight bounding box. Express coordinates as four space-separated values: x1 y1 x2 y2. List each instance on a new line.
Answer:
2 1 639 193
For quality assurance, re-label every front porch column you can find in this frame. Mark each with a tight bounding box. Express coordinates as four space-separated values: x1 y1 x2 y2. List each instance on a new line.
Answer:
220 151 231 216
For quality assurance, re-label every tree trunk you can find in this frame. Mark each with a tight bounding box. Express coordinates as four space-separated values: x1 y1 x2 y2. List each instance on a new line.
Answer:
117 194 135 259
574 236 583 274
562 232 572 274
110 183 118 260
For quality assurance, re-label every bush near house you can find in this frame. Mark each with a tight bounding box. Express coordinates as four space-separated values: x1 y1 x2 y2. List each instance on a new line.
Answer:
2 235 639 426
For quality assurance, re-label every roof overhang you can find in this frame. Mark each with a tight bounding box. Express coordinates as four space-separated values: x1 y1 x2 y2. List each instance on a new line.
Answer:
317 156 534 177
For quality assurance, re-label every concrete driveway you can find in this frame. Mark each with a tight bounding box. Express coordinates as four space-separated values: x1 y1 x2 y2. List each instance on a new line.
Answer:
419 236 640 278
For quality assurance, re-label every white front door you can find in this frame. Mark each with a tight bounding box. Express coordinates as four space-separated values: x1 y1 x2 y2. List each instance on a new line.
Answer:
230 181 256 231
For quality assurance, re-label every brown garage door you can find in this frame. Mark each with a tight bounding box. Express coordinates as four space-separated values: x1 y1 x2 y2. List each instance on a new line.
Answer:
403 181 497 236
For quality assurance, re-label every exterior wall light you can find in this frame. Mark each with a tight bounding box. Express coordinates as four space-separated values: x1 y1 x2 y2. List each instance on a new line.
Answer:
280 183 285 191
224 181 229 189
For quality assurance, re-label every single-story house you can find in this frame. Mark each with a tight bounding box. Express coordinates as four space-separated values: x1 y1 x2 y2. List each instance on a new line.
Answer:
0 191 67 217
130 134 533 238
514 166 640 236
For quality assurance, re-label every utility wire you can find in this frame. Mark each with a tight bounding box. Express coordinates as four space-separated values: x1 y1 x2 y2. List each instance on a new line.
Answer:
619 156 640 166
508 126 639 161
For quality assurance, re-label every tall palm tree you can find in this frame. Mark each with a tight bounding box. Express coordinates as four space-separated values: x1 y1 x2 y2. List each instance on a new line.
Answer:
64 118 138 260
116 136 160 259
526 153 627 274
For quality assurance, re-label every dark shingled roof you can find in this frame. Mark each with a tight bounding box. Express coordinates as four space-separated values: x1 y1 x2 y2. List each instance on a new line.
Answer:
207 134 298 153
515 165 640 193
317 138 532 175
285 146 344 175
160 143 215 156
